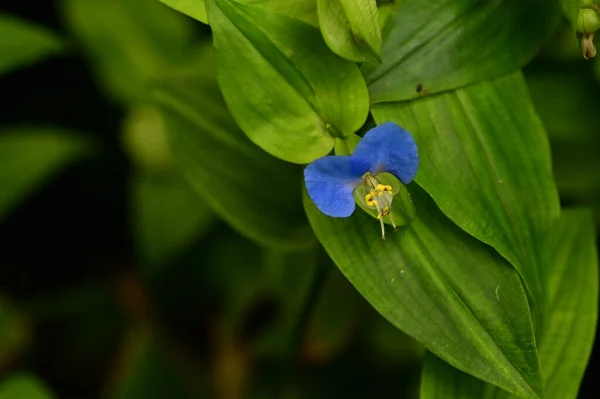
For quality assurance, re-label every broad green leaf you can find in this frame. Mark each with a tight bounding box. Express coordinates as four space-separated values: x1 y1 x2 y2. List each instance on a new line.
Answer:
0 14 65 77
207 0 369 163
372 72 560 315
304 186 542 398
61 0 195 104
0 374 54 399
317 0 382 62
365 0 561 103
158 0 208 24
0 127 90 222
151 62 315 249
561 0 580 29
419 353 499 399
131 172 215 273
245 0 319 26
0 13 65 76
537 208 598 398
420 208 598 399
161 0 320 26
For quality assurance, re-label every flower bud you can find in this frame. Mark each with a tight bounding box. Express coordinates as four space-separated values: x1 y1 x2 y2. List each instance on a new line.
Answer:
577 9 600 34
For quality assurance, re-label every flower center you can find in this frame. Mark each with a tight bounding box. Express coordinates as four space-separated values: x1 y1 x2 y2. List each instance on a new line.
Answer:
362 173 398 239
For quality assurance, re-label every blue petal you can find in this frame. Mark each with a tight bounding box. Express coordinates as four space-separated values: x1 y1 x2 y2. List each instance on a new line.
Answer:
304 156 370 217
352 122 419 183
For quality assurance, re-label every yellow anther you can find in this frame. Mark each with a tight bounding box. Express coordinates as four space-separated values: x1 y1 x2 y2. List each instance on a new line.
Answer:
374 184 393 196
365 192 377 206
377 206 390 219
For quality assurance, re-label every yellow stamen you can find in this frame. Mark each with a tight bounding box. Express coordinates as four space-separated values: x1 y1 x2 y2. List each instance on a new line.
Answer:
377 206 390 219
365 192 377 206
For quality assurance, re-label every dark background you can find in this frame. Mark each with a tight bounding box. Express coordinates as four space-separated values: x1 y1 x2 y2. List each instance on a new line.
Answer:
0 1 598 398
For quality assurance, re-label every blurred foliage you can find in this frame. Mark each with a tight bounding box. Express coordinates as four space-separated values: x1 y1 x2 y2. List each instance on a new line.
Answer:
0 0 598 398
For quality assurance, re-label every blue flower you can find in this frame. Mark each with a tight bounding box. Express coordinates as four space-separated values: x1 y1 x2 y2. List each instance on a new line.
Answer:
304 122 418 237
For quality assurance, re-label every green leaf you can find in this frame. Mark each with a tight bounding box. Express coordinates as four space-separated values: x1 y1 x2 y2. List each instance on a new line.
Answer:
0 373 54 399
560 0 580 29
317 0 382 62
333 133 361 156
60 0 195 104
420 208 598 399
131 172 215 273
304 186 542 398
538 208 598 398
151 56 315 250
0 14 65 77
245 0 319 27
371 72 560 315
163 0 319 26
365 0 561 103
158 0 208 24
0 127 90 222
207 0 369 163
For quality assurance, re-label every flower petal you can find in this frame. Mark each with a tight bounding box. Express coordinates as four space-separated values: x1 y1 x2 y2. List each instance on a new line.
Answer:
304 156 370 217
352 122 419 183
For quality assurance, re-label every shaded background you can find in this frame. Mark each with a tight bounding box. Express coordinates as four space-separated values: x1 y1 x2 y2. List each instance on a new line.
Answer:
0 0 598 398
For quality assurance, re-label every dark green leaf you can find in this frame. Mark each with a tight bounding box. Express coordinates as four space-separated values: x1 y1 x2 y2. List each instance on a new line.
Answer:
317 0 382 62
151 51 315 249
365 0 560 103
372 72 560 315
207 0 369 163
131 172 215 273
560 0 580 29
304 186 542 398
537 208 598 398
0 374 54 399
61 0 195 104
0 14 65 77
0 127 90 222
420 208 598 399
